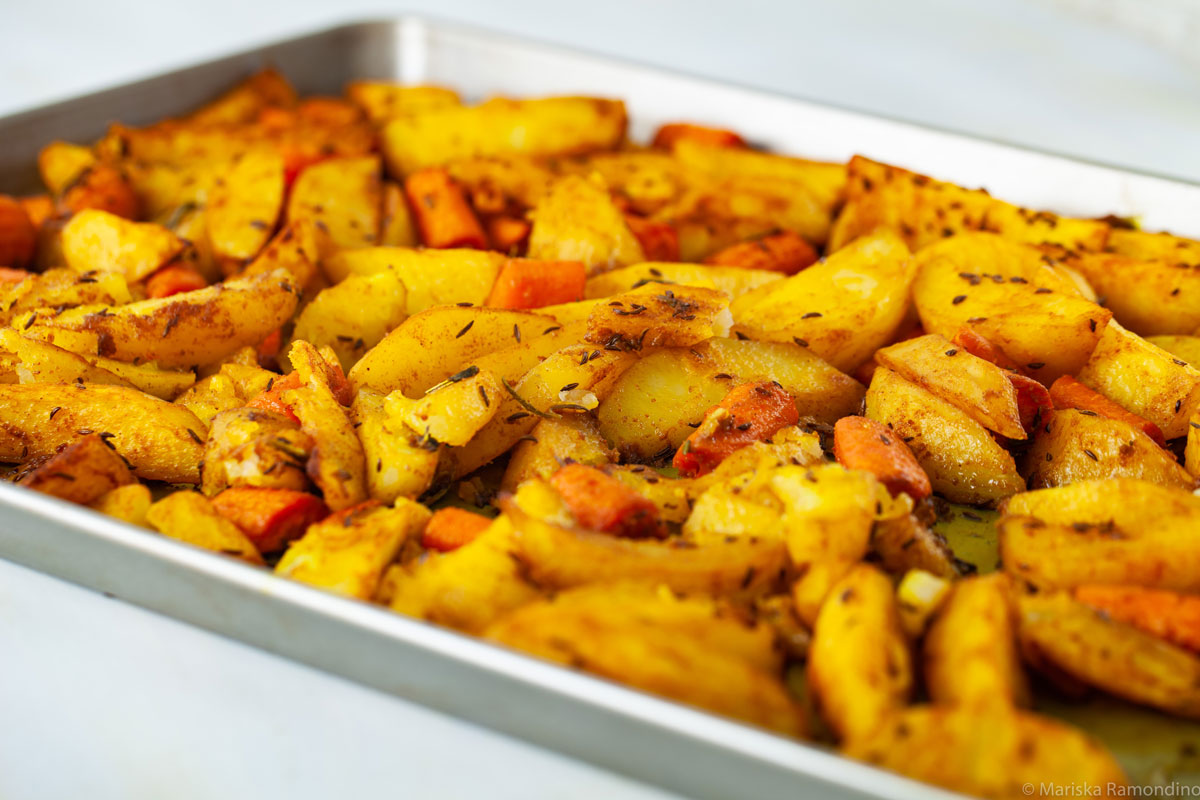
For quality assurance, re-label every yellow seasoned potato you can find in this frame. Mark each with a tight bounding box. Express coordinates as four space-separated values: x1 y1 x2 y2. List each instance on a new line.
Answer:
730 231 913 372
1148 334 1200 367
385 515 538 631
175 373 242 427
17 432 135 506
322 247 506 311
146 490 262 564
445 154 557 212
845 705 1127 797
0 328 133 389
350 390 439 503
924 573 1029 709
830 155 1110 252
1058 250 1200 336
1017 591 1200 719
26 268 298 369
61 209 185 282
870 512 960 580
501 416 615 492
598 337 864 461
911 233 1111 382
527 174 644 274
381 96 627 175
185 67 296 126
385 368 501 447
486 583 803 736
808 564 912 742
584 261 782 300
1022 409 1191 490
0 268 130 328
1188 409 1200 478
1107 227 1200 263
89 483 153 528
286 155 382 251
0 383 204 483
1001 477 1200 527
276 499 430 600
205 149 285 270
292 267 408 371
585 283 730 350
38 140 97 195
345 82 460 123
201 407 312 496
875 333 1025 439
867 366 1024 504
239 219 322 291
348 306 559 396
1077 321 1200 440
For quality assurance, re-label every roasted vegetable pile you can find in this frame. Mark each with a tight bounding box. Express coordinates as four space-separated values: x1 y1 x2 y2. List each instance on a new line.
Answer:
5 68 1200 798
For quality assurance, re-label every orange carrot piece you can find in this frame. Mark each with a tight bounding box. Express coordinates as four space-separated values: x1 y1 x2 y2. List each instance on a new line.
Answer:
0 267 31 284
145 263 208 299
0 195 36 268
549 463 664 539
673 381 799 477
651 123 746 151
257 327 284 363
486 258 587 310
833 415 932 501
246 371 303 423
1009 373 1054 436
624 214 679 262
1075 585 1200 653
1049 375 1165 446
405 168 487 249
703 231 818 275
950 326 1022 372
211 487 329 553
60 164 139 219
19 194 55 229
487 215 531 254
421 507 494 552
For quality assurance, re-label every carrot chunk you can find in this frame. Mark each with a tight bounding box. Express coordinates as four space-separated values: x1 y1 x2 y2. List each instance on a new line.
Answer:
0 267 32 284
145 263 208 298
486 258 587 310
405 168 487 249
421 507 494 552
651 123 746 151
549 463 664 538
1049 375 1165 446
211 487 329 553
257 327 284 362
950 326 1022 372
19 194 55 229
703 231 818 275
486 215 531 254
246 371 303 423
0 195 36 268
673 381 799 477
60 164 140 219
624 214 679 262
833 415 932 500
1075 585 1200 652
1009 373 1054 436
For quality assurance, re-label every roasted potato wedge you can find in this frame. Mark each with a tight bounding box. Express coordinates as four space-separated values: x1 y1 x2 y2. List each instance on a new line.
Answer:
61 209 185 282
17 432 135 506
146 490 262 564
527 174 645 274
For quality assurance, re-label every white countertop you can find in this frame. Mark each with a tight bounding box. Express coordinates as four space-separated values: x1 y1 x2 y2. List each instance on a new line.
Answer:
1 2 1198 799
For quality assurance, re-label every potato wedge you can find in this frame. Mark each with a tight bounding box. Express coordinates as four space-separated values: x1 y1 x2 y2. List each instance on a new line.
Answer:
381 96 627 175
146 490 262 564
292 267 408 371
350 391 439 503
26 268 299 368
1108 227 1200 263
379 181 417 247
830 155 1110 252
286 155 382 251
0 268 130 328
322 247 506 312
1017 591 1200 719
1023 409 1192 490
89 483 152 528
730 231 914 372
0 328 133 389
585 283 730 350
345 82 460 123
38 140 97 195
527 174 645 274
1077 321 1200 440
1058 250 1200 336
17 432 135 506
876 333 1025 439
866 366 1024 504
385 368 501 447
61 209 185 282
205 149 285 270
1148 335 1200 368
584 261 782 300
808 564 912 742
201 407 312 496
276 499 430 600
0 383 204 483
597 338 864 461
501 415 616 492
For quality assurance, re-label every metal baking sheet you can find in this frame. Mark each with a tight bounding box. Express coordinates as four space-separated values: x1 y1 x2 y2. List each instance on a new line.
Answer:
2 17 1199 800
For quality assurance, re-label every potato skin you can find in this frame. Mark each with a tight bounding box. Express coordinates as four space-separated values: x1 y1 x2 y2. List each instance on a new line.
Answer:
17 432 135 506
0 383 204 484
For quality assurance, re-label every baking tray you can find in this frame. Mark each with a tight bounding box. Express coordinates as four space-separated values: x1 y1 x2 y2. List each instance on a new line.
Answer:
2 17 1199 800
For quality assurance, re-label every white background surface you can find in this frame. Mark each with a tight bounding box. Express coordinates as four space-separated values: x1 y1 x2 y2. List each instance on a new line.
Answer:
0 2 1198 799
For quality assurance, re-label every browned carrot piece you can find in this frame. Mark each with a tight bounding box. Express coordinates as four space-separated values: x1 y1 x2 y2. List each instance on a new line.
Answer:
0 195 36 268
1009 374 1054 436
950 326 1022 372
549 463 664 538
246 371 303 424
651 123 746 151
257 327 284 365
19 194 55 229
211 487 329 553
1075 585 1200 652
833 415 932 500
673 381 799 477
404 168 487 249
703 231 818 275
145 263 208 299
60 164 140 219
486 258 587 310
624 214 679 262
487 215 531 254
421 507 494 552
1049 375 1165 446
0 267 31 284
